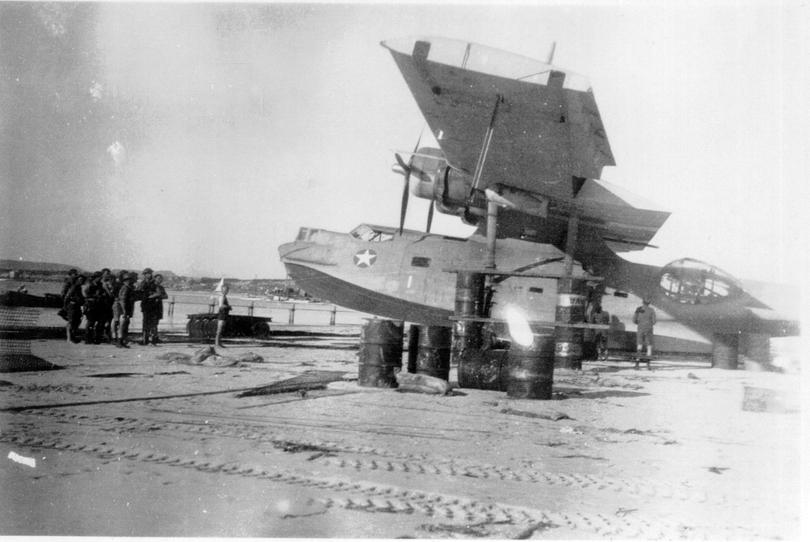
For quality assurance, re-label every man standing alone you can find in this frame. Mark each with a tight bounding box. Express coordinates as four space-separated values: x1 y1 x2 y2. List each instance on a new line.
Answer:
632 298 656 368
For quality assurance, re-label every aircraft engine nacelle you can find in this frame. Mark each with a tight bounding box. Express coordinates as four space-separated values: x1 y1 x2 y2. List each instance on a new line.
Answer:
658 258 743 305
405 147 480 222
410 167 474 218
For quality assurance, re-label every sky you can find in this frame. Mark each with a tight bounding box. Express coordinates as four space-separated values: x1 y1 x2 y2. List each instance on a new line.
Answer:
1 0 807 283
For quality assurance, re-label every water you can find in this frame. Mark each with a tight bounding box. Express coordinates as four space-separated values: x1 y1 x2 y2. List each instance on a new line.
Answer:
1 280 370 332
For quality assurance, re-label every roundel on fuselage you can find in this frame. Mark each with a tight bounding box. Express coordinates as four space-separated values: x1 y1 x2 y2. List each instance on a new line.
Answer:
353 249 377 268
658 258 743 305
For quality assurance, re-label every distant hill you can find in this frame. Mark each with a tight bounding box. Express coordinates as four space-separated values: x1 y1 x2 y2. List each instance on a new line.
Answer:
0 259 81 273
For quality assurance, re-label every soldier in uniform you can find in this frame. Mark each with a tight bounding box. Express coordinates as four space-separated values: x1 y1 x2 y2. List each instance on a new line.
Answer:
98 268 114 342
60 268 78 300
117 273 137 348
64 274 85 343
590 304 610 361
152 273 169 343
137 268 161 345
82 272 104 344
111 270 128 343
632 298 656 368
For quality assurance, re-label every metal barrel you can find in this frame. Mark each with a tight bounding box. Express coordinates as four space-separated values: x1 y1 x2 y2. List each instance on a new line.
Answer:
413 325 452 381
452 271 486 367
406 324 419 374
454 271 485 317
712 332 739 370
507 329 556 400
742 333 772 370
457 348 508 391
554 278 587 369
452 319 485 357
358 319 404 388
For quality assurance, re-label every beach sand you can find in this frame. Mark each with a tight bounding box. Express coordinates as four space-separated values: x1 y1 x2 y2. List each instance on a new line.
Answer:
0 332 804 539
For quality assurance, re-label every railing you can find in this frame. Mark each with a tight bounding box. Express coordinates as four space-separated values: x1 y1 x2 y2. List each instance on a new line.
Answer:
165 296 357 327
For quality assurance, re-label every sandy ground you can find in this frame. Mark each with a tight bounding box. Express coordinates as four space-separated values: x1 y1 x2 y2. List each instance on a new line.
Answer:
0 330 805 539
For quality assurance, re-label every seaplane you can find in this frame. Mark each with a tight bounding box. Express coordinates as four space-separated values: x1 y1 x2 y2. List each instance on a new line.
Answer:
279 37 799 366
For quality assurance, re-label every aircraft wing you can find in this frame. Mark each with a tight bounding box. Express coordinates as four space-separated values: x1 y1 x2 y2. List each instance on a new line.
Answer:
382 37 615 202
383 37 669 250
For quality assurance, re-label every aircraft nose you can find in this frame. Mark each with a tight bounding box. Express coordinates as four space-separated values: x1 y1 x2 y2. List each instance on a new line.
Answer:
278 240 335 266
278 241 300 261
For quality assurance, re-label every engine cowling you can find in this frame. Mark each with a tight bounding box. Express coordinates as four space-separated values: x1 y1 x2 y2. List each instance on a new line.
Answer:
408 148 477 219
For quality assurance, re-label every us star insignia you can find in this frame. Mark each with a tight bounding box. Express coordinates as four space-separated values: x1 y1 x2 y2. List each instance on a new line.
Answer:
353 249 377 268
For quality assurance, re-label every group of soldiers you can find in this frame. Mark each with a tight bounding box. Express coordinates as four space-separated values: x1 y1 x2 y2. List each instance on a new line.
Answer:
60 267 168 348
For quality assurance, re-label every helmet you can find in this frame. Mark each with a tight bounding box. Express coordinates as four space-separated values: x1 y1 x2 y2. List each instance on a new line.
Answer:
142 267 153 275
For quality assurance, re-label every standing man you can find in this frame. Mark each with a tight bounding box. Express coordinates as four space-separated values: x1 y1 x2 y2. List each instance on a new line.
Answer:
117 273 137 348
60 268 78 300
64 274 86 343
214 283 231 348
632 298 656 368
111 270 128 343
591 304 610 361
152 274 169 344
137 268 161 345
82 272 103 344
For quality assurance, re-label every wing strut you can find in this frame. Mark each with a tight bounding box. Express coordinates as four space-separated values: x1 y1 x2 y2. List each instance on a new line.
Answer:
470 94 504 194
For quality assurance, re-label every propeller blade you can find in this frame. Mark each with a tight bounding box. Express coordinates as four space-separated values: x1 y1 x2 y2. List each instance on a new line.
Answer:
426 201 434 233
394 153 410 173
399 171 410 235
398 127 425 236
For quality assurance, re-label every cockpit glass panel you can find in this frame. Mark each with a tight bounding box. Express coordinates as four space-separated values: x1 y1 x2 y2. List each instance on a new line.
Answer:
296 227 316 241
350 225 394 242
658 258 741 304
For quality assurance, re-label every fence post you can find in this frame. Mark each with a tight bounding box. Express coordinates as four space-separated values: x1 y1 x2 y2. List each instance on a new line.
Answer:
168 296 175 317
288 303 296 325
248 302 254 317
330 305 337 326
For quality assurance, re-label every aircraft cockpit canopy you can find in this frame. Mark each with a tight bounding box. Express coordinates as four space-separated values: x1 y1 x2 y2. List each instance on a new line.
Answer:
350 224 395 243
659 258 743 305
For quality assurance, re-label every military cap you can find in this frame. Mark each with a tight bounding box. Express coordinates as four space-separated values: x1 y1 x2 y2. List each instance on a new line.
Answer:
142 267 153 275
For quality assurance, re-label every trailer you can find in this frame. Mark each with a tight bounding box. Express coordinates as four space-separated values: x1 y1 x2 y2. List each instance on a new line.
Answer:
187 313 272 339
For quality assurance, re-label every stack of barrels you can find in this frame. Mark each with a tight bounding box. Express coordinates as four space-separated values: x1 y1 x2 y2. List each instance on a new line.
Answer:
554 277 587 369
452 271 495 388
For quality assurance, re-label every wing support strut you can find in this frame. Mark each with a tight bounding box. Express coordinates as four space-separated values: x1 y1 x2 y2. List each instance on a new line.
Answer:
471 94 504 194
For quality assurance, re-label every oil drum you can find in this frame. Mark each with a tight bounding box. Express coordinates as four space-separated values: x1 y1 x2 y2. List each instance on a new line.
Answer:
413 325 452 381
507 329 556 399
712 332 739 370
187 318 201 338
358 319 404 387
454 271 485 317
457 348 508 391
554 278 587 369
204 317 218 338
406 324 419 374
452 271 486 366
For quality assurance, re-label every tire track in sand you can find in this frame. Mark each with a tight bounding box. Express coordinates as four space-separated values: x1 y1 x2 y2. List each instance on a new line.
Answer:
19 409 716 505
0 429 711 539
